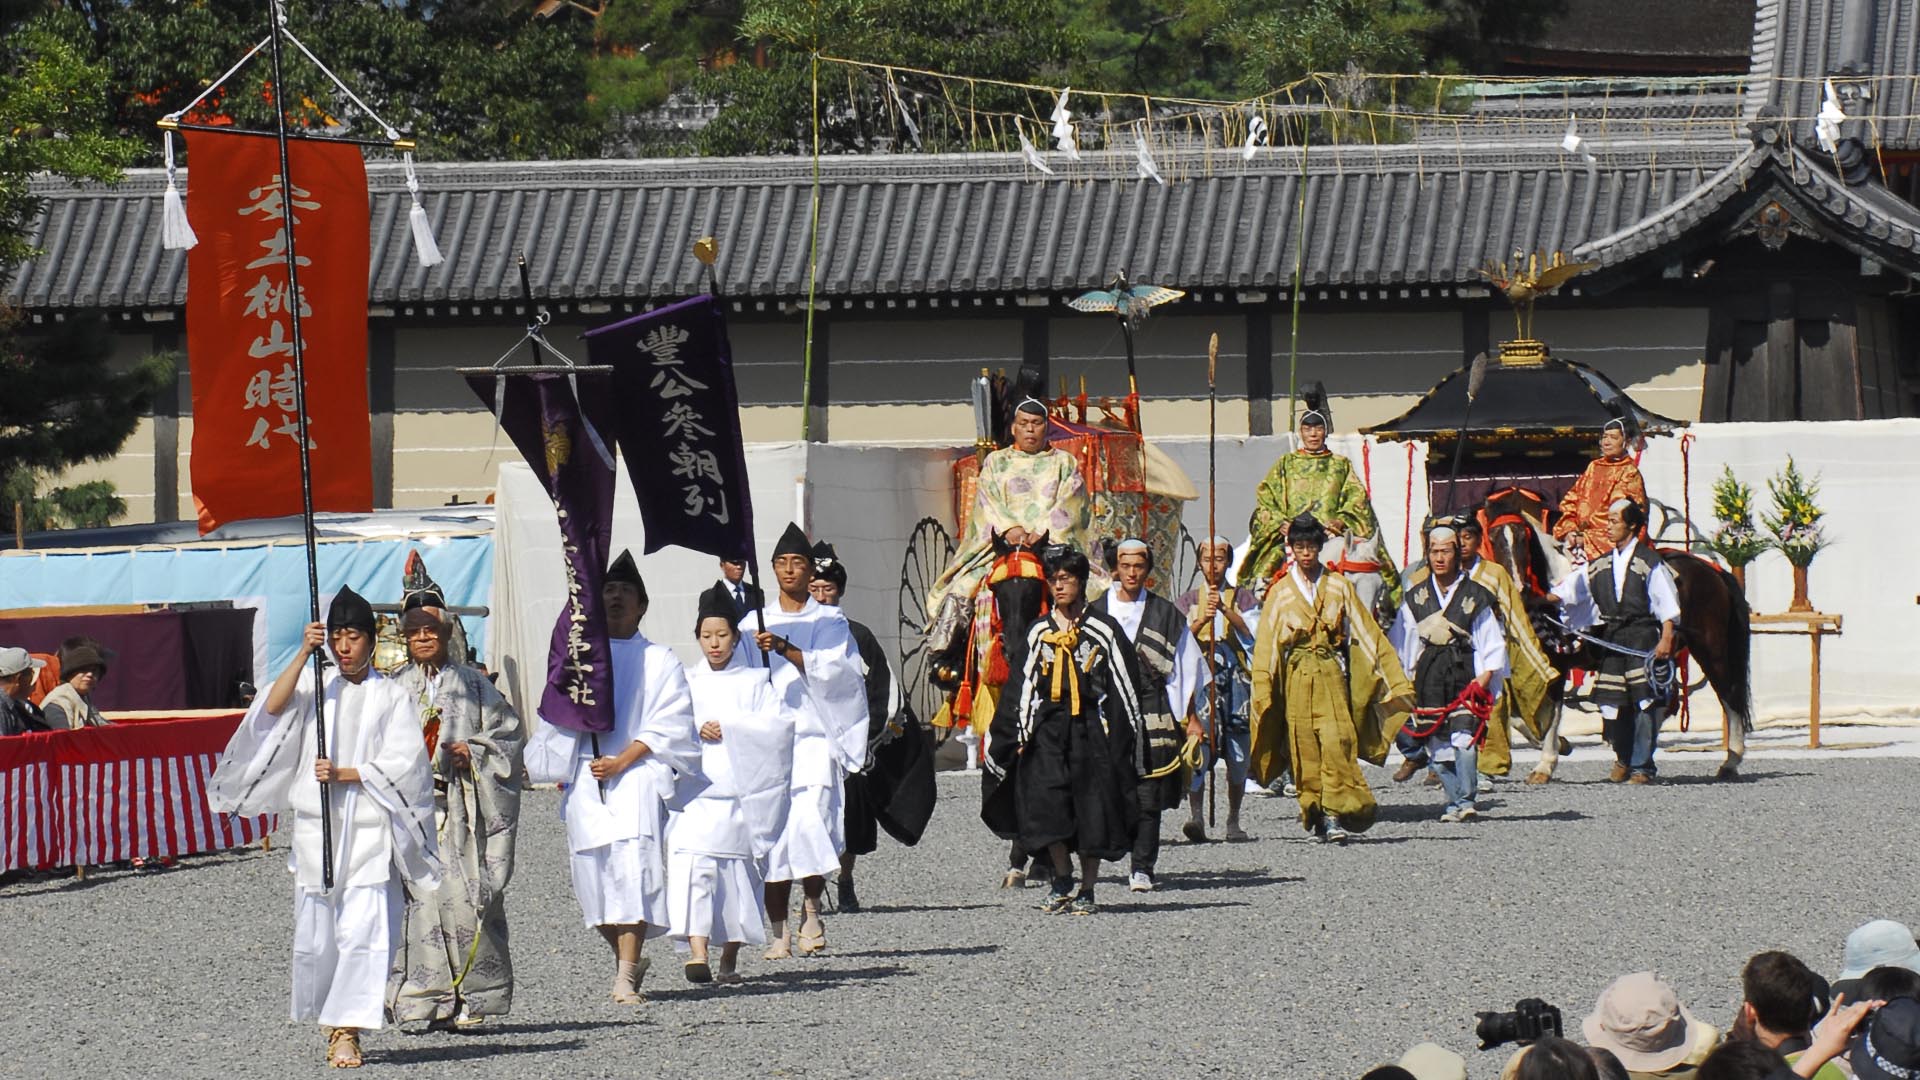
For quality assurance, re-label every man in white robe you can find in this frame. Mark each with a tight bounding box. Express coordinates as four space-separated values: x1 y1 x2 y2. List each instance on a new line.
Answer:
671 585 795 984
741 522 869 958
210 587 439 1069
527 551 701 1005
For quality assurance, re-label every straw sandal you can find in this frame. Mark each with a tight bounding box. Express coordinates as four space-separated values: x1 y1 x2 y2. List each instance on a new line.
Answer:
326 1027 363 1069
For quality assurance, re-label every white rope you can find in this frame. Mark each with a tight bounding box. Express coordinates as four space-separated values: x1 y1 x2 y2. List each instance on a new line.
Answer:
280 27 401 140
162 36 271 122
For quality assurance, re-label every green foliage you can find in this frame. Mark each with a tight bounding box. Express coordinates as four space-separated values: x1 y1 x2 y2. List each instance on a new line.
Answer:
1 472 127 532
0 7 139 270
0 315 176 476
54 0 602 163
1763 456 1829 567
691 0 1074 156
1705 466 1770 569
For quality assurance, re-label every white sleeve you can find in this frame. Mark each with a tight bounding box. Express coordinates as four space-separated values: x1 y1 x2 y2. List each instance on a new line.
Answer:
1551 568 1598 632
1388 603 1419 676
1470 606 1509 697
1166 623 1205 719
1646 560 1681 624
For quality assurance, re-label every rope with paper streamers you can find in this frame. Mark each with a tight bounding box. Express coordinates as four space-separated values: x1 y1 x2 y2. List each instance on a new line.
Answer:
806 56 1920 185
156 20 442 266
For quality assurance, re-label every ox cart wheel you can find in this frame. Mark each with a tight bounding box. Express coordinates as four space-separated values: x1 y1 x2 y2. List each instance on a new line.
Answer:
897 517 955 732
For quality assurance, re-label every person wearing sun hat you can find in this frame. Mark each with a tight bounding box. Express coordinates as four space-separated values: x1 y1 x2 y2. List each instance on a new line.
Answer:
1852 997 1920 1080
1396 1041 1469 1080
41 637 114 729
0 647 51 736
1584 972 1718 1079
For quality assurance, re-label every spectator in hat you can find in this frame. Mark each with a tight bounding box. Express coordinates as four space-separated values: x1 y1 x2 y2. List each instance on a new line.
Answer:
1835 921 1920 997
1851 997 1920 1080
1396 1041 1468 1080
0 647 51 736
1583 972 1718 1078
41 637 112 729
1730 951 1845 1079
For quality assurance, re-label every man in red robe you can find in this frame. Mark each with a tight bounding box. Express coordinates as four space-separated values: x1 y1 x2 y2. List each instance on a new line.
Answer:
1554 418 1647 561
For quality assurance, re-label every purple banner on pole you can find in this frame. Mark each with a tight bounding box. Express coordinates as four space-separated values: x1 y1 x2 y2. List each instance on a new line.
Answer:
464 371 616 735
584 295 756 563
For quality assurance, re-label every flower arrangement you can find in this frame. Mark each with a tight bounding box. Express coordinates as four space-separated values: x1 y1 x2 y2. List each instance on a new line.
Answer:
1705 466 1771 569
1763 456 1829 567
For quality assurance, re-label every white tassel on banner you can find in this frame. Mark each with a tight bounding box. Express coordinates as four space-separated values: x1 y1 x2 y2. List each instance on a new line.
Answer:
161 131 199 251
403 152 444 267
1019 128 1055 175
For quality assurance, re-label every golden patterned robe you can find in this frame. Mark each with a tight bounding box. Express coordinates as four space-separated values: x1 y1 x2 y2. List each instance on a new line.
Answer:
1554 456 1646 560
1249 570 1412 832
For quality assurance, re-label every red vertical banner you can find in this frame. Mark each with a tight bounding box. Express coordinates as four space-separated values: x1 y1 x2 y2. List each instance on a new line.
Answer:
185 133 373 533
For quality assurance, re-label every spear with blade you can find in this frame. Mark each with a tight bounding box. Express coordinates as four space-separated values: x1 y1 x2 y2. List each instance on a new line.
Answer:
1205 333 1220 828
1441 352 1492 514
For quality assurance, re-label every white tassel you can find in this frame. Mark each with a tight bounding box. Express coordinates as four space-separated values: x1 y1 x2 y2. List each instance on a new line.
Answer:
161 131 198 251
402 152 444 267
408 200 443 267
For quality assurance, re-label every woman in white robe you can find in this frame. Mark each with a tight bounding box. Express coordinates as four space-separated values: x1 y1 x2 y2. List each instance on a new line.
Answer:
739 524 869 958
209 588 439 1070
669 587 794 984
525 554 701 1006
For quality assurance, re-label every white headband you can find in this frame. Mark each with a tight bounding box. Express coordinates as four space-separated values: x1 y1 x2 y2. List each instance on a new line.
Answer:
1609 498 1636 514
1604 417 1627 434
1115 538 1150 555
1427 525 1459 543
1015 397 1049 416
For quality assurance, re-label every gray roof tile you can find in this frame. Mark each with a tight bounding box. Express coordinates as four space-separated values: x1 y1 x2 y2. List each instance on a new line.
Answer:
0 139 1838 313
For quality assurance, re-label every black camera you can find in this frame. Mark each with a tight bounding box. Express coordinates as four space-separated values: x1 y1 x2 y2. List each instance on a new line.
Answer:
1474 998 1564 1050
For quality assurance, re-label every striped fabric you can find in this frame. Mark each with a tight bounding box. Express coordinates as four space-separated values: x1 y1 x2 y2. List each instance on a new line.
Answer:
0 715 274 873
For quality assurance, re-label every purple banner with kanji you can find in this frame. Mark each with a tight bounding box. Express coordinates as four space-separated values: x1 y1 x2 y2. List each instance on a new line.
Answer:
584 296 756 563
464 371 615 734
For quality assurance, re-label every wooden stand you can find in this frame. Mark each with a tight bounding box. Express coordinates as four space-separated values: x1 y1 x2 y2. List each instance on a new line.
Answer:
1749 611 1843 748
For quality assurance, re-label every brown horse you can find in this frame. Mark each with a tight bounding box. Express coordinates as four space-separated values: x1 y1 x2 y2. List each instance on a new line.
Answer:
1482 487 1753 781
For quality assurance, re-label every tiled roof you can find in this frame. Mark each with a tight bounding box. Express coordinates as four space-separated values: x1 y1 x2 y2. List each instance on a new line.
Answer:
9 141 1757 313
1746 0 1920 150
1573 137 1920 274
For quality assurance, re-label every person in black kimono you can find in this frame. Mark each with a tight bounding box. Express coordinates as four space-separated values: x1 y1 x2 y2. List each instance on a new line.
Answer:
982 547 1144 915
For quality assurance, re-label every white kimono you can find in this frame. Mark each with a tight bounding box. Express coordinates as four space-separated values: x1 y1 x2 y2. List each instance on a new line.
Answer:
527 631 701 934
736 599 868 881
210 666 439 1030
1102 590 1206 719
668 658 795 947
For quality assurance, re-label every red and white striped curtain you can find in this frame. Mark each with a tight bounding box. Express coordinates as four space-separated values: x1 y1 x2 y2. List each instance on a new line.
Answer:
0 714 274 873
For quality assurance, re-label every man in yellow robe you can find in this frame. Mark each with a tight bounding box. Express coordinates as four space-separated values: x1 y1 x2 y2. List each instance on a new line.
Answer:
1554 418 1647 561
1249 512 1412 843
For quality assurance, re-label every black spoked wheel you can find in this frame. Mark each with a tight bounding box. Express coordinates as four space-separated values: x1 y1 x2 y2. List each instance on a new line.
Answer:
1170 524 1204 600
897 516 955 728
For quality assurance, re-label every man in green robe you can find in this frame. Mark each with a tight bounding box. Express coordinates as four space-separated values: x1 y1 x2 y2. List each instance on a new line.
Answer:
1242 388 1401 613
925 397 1104 734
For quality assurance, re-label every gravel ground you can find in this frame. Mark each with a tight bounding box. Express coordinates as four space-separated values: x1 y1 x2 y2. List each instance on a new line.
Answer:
5 749 1913 1079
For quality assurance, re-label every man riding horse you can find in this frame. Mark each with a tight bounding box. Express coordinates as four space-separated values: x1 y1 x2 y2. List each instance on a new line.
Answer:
1554 417 1646 562
925 396 1105 735
1243 384 1401 615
